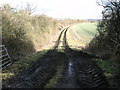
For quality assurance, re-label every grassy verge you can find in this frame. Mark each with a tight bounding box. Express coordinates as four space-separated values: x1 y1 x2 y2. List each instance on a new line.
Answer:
2 50 48 81
93 59 118 87
67 27 85 49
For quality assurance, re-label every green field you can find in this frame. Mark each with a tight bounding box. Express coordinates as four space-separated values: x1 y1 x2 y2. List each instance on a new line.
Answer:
67 22 98 49
75 23 98 45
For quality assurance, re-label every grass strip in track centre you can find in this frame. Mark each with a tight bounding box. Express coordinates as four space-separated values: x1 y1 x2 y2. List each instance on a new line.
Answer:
44 65 65 88
2 50 48 81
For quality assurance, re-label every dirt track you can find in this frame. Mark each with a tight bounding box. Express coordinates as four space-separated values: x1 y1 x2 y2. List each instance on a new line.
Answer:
3 27 109 88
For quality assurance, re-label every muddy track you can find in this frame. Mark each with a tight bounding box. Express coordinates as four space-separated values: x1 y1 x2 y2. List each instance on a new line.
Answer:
3 27 109 88
56 27 109 88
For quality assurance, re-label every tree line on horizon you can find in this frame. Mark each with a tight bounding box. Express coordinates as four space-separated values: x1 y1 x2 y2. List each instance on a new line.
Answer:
1 4 85 62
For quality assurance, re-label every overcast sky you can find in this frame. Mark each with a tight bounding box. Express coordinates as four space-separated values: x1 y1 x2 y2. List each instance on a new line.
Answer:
0 0 103 19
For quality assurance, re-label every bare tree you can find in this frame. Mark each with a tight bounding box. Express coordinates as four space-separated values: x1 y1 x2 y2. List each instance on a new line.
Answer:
25 3 36 15
96 0 120 83
97 0 120 54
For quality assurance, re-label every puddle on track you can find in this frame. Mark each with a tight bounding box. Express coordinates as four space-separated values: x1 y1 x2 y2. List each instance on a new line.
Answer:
68 59 75 77
64 58 78 88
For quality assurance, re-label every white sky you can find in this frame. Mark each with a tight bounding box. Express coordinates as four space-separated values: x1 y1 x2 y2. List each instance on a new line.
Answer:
0 0 103 19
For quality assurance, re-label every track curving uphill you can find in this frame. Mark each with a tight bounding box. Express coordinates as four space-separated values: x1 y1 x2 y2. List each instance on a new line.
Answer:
3 27 109 88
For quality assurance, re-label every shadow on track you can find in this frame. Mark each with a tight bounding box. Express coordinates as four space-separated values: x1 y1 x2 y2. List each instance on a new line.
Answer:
56 27 109 88
3 27 109 88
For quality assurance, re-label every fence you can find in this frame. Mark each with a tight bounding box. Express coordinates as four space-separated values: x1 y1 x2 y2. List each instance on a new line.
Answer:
0 45 12 70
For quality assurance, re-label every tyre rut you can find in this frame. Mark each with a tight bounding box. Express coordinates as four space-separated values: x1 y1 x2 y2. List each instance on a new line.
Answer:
4 27 109 88
56 27 109 88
